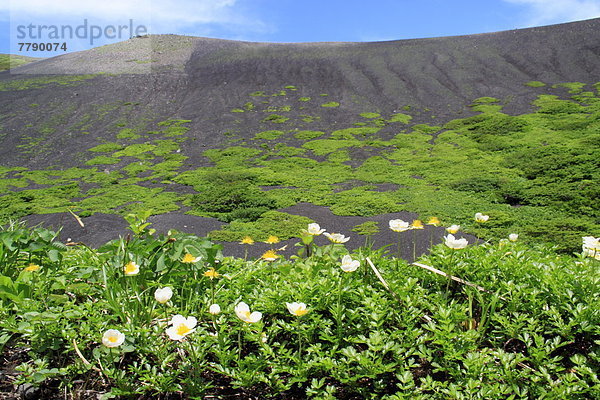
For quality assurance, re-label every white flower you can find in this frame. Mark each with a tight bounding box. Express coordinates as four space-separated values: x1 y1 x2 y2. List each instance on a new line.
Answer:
305 223 326 236
324 232 350 244
235 302 262 323
582 236 600 260
340 254 360 272
166 315 197 341
209 303 221 315
444 234 468 250
389 219 410 232
286 302 309 316
102 329 125 348
508 233 519 242
446 225 460 234
154 287 173 304
475 213 489 223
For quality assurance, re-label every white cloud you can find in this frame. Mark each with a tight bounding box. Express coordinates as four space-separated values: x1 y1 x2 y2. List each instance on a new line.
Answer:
504 0 600 26
4 0 266 36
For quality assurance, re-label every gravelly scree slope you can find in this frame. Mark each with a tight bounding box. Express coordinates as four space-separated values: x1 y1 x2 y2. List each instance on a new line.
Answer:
3 18 600 256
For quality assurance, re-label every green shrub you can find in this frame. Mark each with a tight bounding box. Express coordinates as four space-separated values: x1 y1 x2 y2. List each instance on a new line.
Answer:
190 171 277 221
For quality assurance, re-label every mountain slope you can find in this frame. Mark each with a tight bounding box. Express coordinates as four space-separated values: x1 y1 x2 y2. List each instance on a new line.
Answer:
0 19 599 254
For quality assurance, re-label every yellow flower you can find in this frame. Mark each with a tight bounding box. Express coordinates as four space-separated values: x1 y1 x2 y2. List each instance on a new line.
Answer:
446 224 460 234
411 220 424 229
427 217 440 226
286 302 309 316
203 267 220 279
24 263 40 272
124 261 140 276
264 235 280 244
261 249 279 261
166 315 197 341
102 329 125 348
235 302 262 323
240 236 254 245
181 253 200 263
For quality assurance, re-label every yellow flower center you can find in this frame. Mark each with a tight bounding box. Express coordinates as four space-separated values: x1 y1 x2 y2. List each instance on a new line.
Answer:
265 235 280 244
294 309 308 316
428 217 440 226
176 324 191 336
24 264 40 272
241 236 254 244
107 335 119 343
124 262 138 274
262 250 278 260
182 253 197 263
411 220 424 229
204 268 220 279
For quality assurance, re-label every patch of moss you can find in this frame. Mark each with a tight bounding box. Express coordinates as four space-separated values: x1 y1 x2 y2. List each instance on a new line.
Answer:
298 97 311 102
156 119 192 137
263 114 289 124
231 108 245 113
85 155 121 165
208 211 313 242
203 147 262 168
525 81 546 88
113 143 157 159
552 82 586 94
78 185 181 216
294 130 325 140
302 139 363 156
321 101 340 108
301 115 319 123
473 97 500 104
0 74 100 91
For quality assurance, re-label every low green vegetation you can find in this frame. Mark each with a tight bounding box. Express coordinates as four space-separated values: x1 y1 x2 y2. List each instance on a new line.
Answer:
525 80 546 88
0 217 598 398
0 82 598 254
0 74 100 91
0 54 41 71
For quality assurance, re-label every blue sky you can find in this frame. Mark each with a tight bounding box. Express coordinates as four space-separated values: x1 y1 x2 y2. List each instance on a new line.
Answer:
2 0 600 57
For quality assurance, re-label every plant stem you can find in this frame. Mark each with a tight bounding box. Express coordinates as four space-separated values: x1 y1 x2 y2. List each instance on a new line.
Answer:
336 273 344 346
445 250 455 294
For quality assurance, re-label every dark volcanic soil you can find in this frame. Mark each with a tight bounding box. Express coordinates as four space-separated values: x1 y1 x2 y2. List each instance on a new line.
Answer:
24 203 477 262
